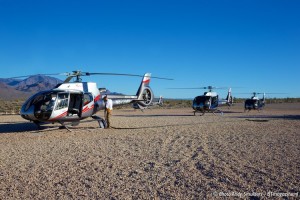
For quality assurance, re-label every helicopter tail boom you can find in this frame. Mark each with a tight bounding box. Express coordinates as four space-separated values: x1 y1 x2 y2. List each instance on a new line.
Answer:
94 73 154 111
217 88 233 107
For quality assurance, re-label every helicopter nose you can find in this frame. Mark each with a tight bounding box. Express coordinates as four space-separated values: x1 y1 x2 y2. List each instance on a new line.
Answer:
20 103 37 121
21 113 31 120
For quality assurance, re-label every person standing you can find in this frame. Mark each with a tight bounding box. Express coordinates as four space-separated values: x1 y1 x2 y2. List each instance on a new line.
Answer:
103 95 113 128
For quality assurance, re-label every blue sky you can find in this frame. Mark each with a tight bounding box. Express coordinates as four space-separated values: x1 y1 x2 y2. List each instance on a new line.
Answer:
0 0 299 99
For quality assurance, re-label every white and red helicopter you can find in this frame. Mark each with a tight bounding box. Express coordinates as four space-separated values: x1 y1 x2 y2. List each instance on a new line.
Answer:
19 71 171 129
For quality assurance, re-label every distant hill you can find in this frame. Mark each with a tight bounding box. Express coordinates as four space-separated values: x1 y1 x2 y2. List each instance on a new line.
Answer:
0 75 62 100
13 75 62 92
0 75 125 100
99 88 124 96
0 82 31 100
0 78 22 87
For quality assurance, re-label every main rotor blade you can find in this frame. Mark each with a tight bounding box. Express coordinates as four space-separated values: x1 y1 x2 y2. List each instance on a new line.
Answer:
236 92 287 94
150 76 173 80
257 92 287 94
9 73 64 79
87 72 173 80
168 86 228 89
168 87 206 89
7 71 173 80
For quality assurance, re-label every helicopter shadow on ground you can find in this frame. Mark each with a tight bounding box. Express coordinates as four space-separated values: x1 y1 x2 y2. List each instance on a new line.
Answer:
113 113 195 118
0 122 39 133
221 110 244 114
0 122 66 134
231 114 300 121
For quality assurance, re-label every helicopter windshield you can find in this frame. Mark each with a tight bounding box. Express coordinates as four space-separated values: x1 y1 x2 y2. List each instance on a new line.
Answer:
194 96 210 105
30 92 58 120
245 99 258 105
23 91 56 111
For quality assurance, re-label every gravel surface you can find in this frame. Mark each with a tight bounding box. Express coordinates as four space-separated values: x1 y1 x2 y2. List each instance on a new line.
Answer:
0 103 299 199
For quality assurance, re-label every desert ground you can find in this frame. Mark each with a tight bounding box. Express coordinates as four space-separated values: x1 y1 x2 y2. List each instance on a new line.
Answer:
0 103 299 199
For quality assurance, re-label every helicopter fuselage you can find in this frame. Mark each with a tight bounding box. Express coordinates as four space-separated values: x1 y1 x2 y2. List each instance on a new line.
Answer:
192 89 233 115
193 92 219 112
244 97 265 111
20 82 101 123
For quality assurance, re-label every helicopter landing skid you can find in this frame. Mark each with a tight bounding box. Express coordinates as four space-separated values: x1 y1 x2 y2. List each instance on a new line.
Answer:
194 110 205 116
212 109 224 116
32 120 70 131
57 121 72 131
194 109 223 116
33 121 42 130
91 115 107 129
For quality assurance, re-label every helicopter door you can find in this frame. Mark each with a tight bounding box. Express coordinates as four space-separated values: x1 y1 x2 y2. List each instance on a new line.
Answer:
55 93 69 110
211 96 218 108
68 93 83 117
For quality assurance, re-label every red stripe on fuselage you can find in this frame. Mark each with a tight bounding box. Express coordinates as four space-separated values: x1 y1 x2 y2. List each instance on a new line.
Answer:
82 105 94 113
94 95 100 102
50 111 67 121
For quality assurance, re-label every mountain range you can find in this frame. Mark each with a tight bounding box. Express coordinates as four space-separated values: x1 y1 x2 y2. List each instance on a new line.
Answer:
0 75 62 100
0 75 122 100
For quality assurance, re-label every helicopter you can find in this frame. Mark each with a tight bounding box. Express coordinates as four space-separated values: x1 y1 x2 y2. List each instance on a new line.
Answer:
170 86 233 116
18 71 172 129
244 92 266 112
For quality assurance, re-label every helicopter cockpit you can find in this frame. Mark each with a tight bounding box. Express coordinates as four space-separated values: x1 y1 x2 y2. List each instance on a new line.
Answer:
244 99 265 110
21 90 83 122
193 96 211 110
245 99 258 109
193 95 219 111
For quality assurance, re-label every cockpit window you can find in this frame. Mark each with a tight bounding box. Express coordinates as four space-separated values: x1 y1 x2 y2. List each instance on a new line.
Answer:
40 94 57 112
24 92 56 112
55 93 69 110
24 98 34 111
211 96 218 105
194 96 210 104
